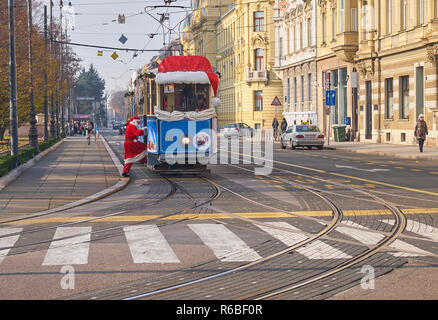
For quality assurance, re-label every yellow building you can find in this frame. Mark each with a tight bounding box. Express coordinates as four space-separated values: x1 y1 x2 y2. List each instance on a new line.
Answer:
182 0 283 130
314 0 357 141
354 0 438 146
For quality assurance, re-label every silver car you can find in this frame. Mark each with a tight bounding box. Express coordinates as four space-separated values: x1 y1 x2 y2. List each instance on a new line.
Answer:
280 125 325 150
222 123 254 138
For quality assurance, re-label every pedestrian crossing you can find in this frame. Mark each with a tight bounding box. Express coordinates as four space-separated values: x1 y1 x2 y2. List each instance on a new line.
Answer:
0 220 436 266
336 220 433 257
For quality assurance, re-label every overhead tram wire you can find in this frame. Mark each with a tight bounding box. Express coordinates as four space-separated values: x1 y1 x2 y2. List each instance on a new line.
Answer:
50 39 165 52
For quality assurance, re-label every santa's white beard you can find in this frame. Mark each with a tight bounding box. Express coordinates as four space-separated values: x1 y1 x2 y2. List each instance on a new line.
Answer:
130 121 140 129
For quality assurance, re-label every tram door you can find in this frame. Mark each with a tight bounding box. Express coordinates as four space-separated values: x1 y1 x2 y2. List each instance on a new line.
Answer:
365 80 372 140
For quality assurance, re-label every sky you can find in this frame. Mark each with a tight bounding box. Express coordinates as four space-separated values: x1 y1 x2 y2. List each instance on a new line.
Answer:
39 0 192 96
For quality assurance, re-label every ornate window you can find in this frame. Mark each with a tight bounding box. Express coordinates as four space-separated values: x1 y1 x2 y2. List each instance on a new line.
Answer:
255 48 264 71
254 11 264 32
254 91 263 111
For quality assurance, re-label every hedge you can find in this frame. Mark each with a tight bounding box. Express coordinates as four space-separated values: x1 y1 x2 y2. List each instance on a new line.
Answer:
0 138 60 177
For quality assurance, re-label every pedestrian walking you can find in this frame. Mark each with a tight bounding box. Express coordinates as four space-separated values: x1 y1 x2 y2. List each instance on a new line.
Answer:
280 117 288 134
414 114 428 153
272 117 279 141
121 116 147 177
85 121 94 145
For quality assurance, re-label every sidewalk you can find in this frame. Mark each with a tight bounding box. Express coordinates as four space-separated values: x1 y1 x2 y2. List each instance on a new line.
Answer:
325 141 438 161
0 135 120 220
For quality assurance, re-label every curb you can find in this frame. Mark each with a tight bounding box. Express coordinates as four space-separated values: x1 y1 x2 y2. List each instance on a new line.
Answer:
0 138 66 193
0 135 130 224
324 146 438 161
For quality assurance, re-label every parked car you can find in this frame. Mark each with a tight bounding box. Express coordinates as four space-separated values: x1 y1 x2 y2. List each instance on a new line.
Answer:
222 123 254 138
112 121 122 130
280 124 325 150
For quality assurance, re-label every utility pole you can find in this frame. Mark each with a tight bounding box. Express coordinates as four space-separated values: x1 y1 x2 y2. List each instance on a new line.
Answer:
8 0 19 165
27 0 39 153
43 5 49 141
49 0 56 138
59 0 65 137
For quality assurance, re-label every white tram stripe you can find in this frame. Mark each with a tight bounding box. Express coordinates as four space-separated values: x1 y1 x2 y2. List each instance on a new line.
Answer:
42 227 91 266
188 224 261 262
124 225 180 263
338 220 431 257
258 222 352 259
0 228 23 264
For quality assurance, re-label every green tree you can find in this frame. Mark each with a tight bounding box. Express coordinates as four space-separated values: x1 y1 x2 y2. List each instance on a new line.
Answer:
74 64 105 99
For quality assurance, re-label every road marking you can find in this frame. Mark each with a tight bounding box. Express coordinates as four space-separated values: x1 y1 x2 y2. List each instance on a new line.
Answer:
6 208 438 225
42 227 91 266
258 222 352 259
381 219 438 242
225 149 438 196
188 224 261 262
336 221 385 245
337 221 431 257
335 165 391 172
123 225 180 263
0 228 22 264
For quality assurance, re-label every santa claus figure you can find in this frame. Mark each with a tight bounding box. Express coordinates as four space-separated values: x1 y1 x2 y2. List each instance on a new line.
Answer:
121 116 147 177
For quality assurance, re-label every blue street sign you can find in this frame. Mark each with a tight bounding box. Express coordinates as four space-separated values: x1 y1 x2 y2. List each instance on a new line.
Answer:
325 90 336 106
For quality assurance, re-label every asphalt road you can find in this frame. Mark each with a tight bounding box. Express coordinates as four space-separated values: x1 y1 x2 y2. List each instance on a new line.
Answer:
0 129 436 301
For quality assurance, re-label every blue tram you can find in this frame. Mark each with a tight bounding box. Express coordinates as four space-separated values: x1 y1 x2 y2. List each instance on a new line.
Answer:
145 56 220 173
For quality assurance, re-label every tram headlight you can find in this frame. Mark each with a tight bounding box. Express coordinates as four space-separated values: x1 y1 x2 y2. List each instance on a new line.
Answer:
182 135 190 145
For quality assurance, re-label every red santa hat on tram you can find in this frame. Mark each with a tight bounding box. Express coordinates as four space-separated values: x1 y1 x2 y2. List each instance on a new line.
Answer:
156 56 221 107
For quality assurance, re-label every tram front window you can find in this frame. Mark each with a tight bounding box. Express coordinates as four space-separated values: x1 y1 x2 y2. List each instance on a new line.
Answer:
162 84 210 113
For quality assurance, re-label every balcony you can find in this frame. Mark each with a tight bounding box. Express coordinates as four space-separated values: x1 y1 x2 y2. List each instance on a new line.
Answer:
246 70 268 83
332 32 359 63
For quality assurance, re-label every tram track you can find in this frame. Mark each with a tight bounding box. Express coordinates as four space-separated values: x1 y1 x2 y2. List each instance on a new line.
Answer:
4 134 435 300
0 174 219 257
106 161 437 300
64 163 408 300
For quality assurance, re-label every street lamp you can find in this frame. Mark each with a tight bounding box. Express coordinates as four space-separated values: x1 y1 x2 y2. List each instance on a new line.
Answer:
59 0 64 137
27 0 39 152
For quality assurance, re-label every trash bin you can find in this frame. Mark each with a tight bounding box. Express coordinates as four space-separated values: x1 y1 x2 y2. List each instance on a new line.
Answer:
333 125 346 142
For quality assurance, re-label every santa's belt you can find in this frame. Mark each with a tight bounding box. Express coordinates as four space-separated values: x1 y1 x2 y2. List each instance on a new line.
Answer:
126 138 136 141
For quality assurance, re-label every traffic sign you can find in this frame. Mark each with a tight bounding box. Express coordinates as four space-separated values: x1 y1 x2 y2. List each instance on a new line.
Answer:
279 0 289 13
271 96 282 106
325 90 336 106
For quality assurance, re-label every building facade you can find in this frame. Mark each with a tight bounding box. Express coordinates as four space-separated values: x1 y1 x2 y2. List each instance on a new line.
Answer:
274 0 319 127
315 0 358 141
355 0 438 146
182 0 283 129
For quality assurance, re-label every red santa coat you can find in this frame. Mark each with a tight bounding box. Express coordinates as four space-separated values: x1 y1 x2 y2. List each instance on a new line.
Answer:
124 123 147 164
